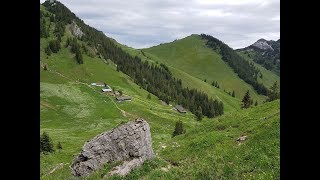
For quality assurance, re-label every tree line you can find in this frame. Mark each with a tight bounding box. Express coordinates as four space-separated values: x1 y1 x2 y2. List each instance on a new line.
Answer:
43 1 224 118
200 34 269 95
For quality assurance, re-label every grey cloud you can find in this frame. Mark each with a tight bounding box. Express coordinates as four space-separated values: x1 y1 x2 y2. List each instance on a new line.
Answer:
41 0 279 49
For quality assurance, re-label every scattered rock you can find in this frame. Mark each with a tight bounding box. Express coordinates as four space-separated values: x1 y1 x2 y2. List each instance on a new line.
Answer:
160 164 172 172
161 145 167 149
161 167 169 172
172 142 180 147
71 118 154 177
108 157 144 176
236 135 247 142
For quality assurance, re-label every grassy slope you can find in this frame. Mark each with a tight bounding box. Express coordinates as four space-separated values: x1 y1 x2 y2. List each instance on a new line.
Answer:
40 5 279 179
143 34 265 103
111 100 280 179
118 43 242 112
237 51 280 88
40 17 200 179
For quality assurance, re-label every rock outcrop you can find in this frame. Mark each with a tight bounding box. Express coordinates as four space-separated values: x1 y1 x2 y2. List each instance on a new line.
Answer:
252 39 274 51
70 20 84 38
71 118 154 177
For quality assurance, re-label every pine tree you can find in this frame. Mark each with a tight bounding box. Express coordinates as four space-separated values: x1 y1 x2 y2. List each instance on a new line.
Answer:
267 81 280 102
218 101 224 115
75 50 83 64
40 132 54 154
40 18 48 38
255 100 258 106
172 120 185 137
241 90 252 109
57 142 62 150
147 93 151 99
45 46 52 56
232 90 235 97
195 106 203 121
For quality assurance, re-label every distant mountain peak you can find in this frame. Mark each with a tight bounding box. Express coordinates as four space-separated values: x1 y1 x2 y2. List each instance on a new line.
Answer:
252 39 274 51
257 38 267 42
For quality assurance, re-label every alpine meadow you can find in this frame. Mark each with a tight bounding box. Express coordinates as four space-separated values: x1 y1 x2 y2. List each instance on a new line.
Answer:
40 1 280 179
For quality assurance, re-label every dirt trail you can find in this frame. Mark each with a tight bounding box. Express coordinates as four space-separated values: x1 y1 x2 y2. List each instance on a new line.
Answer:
42 163 64 177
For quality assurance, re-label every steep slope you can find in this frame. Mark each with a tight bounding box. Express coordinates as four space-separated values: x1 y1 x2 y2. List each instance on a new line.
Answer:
236 39 280 75
143 34 265 102
238 51 280 88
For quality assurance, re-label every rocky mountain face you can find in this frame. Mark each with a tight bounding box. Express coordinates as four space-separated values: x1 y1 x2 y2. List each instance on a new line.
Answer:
236 38 280 75
252 39 274 51
71 118 154 177
70 20 84 38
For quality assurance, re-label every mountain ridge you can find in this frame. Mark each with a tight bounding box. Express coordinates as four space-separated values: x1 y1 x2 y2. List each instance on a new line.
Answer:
40 1 280 179
236 38 280 75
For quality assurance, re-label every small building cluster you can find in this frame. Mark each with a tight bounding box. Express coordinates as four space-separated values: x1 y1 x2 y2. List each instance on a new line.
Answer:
175 105 187 113
101 85 112 92
91 82 106 87
116 96 132 102
91 82 132 103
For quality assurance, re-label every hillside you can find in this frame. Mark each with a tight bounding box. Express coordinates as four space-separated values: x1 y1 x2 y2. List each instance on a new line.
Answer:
40 3 202 178
40 1 279 179
143 34 265 102
238 51 280 88
89 100 280 179
236 39 280 75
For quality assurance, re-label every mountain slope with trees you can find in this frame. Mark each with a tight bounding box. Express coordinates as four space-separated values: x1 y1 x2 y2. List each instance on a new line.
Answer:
236 39 280 75
40 1 279 179
42 1 224 118
143 34 266 103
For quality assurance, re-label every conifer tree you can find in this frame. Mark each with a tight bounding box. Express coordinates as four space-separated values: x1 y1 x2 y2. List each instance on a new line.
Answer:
267 81 280 102
40 132 54 154
232 90 235 97
57 142 62 151
45 46 52 56
195 106 203 121
255 100 258 106
241 90 252 109
172 120 185 137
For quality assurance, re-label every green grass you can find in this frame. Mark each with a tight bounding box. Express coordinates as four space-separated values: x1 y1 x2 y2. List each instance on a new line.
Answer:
121 100 280 179
41 5 279 179
143 34 266 103
40 19 201 179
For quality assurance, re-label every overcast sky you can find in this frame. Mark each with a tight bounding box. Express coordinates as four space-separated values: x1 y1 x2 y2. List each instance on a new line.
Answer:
41 0 279 49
